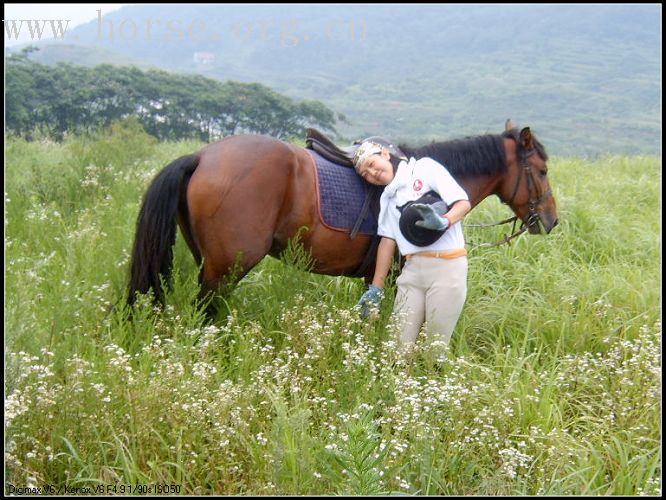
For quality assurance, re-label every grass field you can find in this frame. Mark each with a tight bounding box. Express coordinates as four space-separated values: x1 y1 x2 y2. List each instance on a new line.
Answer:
4 124 661 495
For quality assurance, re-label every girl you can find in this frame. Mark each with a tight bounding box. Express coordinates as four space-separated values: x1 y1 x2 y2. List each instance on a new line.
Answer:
354 141 471 351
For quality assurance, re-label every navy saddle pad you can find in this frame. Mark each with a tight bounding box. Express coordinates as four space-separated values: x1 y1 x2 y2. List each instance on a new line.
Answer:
306 149 378 236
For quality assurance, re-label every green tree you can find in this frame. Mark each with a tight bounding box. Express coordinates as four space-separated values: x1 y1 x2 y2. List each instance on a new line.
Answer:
5 57 340 141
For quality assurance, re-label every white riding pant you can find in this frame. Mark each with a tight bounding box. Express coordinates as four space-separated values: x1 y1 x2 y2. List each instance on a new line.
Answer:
392 255 468 349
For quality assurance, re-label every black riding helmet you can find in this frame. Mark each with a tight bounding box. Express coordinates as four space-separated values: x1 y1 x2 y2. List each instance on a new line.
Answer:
397 191 449 246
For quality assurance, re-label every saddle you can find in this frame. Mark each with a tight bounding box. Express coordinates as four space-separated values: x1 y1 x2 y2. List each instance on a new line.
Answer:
305 128 407 167
304 129 407 279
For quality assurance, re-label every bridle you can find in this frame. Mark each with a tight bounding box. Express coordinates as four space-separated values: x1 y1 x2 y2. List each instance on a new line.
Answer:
467 145 552 248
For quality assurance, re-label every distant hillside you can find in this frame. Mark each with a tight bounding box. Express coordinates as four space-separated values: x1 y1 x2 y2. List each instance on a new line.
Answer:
13 42 144 67
6 4 662 156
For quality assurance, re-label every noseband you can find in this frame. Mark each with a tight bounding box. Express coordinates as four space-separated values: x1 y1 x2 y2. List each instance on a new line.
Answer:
467 145 552 248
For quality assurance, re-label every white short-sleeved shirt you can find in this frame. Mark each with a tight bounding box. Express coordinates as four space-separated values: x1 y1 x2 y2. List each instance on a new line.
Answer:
377 157 469 256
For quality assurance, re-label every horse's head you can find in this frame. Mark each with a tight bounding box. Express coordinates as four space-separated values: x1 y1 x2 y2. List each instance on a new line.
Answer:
499 120 558 234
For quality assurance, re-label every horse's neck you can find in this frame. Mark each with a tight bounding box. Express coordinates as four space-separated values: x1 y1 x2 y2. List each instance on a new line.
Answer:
409 136 512 209
451 137 515 208
455 175 501 209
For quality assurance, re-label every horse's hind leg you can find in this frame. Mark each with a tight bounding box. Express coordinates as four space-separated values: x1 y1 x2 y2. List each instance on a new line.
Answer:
196 262 240 321
185 135 298 321
197 267 220 320
196 244 270 321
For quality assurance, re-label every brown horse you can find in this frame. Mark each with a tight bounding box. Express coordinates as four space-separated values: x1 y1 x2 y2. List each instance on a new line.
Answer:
127 120 558 316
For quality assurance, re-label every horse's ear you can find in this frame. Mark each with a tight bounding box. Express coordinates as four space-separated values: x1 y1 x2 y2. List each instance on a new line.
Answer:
519 127 534 149
505 119 515 131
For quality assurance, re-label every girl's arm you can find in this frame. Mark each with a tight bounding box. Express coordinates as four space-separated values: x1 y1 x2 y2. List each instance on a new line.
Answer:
442 199 472 226
371 237 397 288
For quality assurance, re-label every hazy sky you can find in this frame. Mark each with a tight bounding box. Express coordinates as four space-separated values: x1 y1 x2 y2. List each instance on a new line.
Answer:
4 3 126 46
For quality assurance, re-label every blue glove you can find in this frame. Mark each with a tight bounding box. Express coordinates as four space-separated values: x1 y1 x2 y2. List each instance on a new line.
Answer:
412 202 450 231
356 285 384 318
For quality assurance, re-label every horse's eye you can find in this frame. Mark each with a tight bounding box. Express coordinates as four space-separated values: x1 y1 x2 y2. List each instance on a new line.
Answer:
540 170 547 177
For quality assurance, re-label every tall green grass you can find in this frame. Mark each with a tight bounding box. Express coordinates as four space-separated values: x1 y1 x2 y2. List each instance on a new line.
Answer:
5 125 661 495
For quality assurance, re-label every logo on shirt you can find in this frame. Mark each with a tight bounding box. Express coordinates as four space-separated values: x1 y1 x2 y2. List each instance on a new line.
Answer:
413 179 423 192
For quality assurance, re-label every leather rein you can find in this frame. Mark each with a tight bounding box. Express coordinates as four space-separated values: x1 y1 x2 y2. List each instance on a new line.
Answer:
467 146 552 249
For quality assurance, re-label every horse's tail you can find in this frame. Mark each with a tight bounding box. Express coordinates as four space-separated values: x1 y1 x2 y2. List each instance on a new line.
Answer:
127 154 200 307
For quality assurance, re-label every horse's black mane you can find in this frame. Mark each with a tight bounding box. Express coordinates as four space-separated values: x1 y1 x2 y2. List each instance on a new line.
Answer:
398 128 548 178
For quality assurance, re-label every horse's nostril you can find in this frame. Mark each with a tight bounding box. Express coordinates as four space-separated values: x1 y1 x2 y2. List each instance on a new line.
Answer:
553 218 559 228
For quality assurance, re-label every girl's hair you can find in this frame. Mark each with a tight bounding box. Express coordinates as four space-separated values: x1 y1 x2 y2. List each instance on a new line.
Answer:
389 154 402 176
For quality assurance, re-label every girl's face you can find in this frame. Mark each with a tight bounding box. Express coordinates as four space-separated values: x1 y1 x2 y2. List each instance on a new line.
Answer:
357 150 394 186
